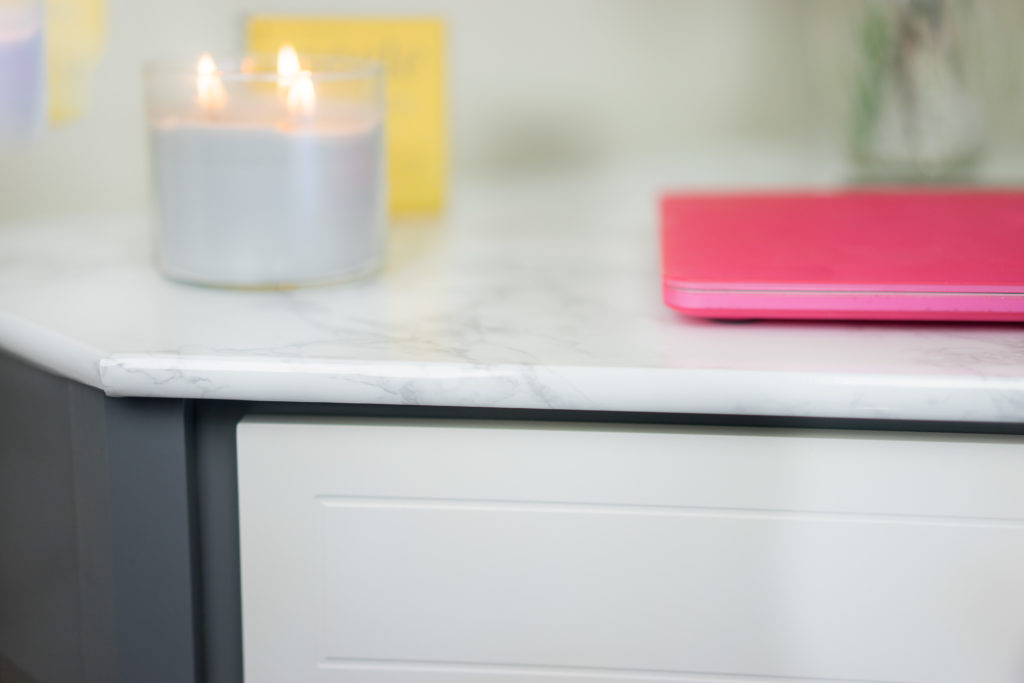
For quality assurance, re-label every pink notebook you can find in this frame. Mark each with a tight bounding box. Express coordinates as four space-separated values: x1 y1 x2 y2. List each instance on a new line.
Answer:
662 190 1024 322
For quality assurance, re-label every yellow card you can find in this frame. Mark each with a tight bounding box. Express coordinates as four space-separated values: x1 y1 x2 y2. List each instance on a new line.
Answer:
48 0 106 123
248 16 446 218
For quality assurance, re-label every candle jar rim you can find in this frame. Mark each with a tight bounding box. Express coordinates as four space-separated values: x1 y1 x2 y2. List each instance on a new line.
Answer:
144 53 383 83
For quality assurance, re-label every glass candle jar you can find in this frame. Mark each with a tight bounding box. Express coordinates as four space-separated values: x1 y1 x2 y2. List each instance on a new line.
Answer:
145 51 386 288
0 0 45 142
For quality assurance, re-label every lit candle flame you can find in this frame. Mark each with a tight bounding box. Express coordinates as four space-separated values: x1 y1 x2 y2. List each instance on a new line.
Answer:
196 53 227 113
277 44 301 94
287 72 316 119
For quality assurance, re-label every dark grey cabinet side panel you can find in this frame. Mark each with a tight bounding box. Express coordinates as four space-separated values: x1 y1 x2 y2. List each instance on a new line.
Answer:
195 403 247 683
104 398 200 683
68 384 117 683
1 352 201 683
0 354 83 683
0 652 41 683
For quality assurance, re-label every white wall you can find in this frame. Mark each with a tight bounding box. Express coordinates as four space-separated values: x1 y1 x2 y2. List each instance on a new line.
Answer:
0 0 812 221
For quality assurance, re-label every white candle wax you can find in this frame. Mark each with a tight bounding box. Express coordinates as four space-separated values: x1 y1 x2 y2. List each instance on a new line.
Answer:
152 120 385 287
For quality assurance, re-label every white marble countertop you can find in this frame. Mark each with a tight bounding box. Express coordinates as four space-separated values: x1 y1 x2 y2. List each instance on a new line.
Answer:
1 159 1023 423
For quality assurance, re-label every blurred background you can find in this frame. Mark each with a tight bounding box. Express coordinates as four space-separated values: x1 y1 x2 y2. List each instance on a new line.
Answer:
0 0 1021 223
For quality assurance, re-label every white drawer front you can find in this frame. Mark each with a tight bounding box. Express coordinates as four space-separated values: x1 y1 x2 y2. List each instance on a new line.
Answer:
237 419 1024 683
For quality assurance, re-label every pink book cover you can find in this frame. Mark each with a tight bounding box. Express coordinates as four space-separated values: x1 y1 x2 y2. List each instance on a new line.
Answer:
661 190 1024 322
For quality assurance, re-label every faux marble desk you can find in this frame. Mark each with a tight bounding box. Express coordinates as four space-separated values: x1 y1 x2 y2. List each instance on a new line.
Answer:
1 171 1022 683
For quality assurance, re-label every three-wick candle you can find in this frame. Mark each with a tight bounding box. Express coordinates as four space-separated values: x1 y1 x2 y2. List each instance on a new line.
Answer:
146 48 386 288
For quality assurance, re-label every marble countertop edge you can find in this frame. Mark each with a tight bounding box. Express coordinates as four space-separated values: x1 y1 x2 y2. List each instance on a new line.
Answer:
94 353 1024 423
0 316 1018 424
0 312 104 389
